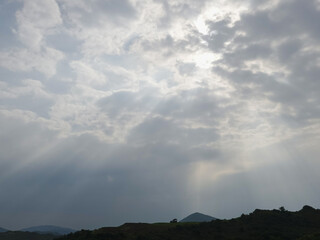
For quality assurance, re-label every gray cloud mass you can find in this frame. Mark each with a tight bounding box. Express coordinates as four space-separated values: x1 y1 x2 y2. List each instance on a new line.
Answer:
0 0 320 230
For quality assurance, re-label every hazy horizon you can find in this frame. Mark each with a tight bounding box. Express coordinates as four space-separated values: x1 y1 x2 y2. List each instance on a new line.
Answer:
0 205 314 231
1 0 320 230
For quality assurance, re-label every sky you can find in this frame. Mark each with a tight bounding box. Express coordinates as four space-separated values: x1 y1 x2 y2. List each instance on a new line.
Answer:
0 0 320 230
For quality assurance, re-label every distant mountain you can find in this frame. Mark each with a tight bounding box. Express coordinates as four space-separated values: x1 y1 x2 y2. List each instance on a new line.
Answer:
20 225 76 235
180 212 217 222
0 231 56 240
0 227 8 232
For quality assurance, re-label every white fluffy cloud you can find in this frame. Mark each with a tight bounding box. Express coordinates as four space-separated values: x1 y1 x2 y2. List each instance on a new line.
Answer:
0 0 64 77
15 0 62 49
0 0 320 230
0 47 64 77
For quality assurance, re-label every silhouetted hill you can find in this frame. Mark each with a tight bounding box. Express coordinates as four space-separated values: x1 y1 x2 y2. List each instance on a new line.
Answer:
20 225 76 235
180 212 217 222
0 228 8 233
57 205 320 240
0 231 56 240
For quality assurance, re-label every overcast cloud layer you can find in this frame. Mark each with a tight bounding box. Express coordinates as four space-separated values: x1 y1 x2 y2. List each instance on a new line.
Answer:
1 0 320 230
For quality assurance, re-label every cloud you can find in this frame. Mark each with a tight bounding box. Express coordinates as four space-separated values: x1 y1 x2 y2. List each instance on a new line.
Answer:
0 0 320 230
206 0 320 128
57 0 136 27
0 112 206 228
0 79 53 118
0 47 64 77
0 0 64 77
98 90 157 118
154 0 210 28
176 61 197 76
69 61 107 87
15 0 62 49
56 0 138 56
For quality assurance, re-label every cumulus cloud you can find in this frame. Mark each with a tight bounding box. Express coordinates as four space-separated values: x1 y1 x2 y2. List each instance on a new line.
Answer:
15 0 62 49
0 0 320 230
0 47 64 77
0 0 64 77
207 0 320 129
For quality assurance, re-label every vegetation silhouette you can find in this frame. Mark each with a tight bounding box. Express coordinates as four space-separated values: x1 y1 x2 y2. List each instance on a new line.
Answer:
170 219 178 223
56 205 320 240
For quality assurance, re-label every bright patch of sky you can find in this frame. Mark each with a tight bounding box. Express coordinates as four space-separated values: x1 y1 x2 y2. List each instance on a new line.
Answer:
0 0 320 230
